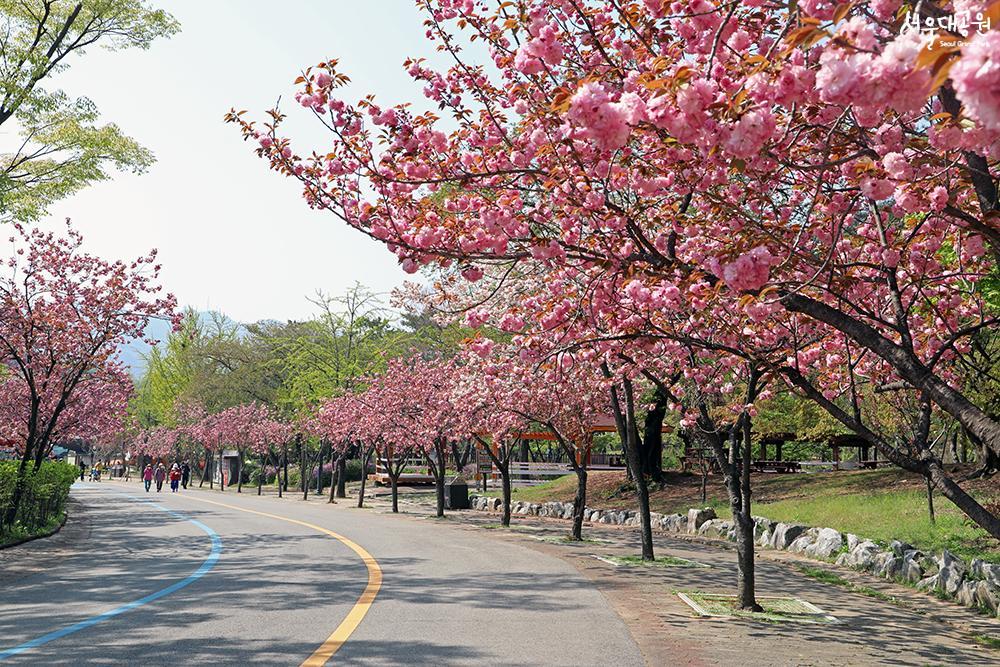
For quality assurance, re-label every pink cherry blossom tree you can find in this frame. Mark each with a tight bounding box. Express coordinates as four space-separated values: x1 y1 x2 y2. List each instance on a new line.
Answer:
458 348 541 527
257 416 292 497
315 394 365 504
0 221 174 522
228 0 1000 549
361 368 421 514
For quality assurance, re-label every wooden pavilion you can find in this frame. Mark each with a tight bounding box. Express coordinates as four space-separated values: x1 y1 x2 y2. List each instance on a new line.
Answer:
827 434 883 469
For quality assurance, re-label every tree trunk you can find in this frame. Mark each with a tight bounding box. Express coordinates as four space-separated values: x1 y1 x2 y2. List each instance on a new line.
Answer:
336 456 347 498
275 451 283 498
735 410 760 612
357 447 372 508
500 461 512 527
626 381 654 560
316 442 326 496
328 449 339 504
450 440 472 472
237 449 244 493
200 448 210 488
282 445 289 492
217 450 224 492
432 441 446 518
708 422 762 612
609 377 655 560
301 441 309 501
641 390 666 483
927 476 936 524
480 438 512 527
570 467 587 540
698 374 763 612
927 460 1000 536
258 453 265 496
435 466 445 518
390 473 399 513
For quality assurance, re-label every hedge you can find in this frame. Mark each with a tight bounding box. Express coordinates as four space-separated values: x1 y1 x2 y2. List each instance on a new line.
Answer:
0 460 78 535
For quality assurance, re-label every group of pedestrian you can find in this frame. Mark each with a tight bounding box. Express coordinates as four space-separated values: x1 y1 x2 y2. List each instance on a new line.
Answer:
142 461 190 493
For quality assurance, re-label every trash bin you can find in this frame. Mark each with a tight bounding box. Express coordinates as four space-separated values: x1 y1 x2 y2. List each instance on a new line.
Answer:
444 476 469 510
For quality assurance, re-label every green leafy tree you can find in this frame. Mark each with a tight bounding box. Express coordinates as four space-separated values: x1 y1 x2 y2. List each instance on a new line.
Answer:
0 0 178 221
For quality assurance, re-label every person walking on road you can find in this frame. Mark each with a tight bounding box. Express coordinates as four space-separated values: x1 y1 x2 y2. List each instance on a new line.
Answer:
154 463 166 492
180 461 191 490
169 464 181 493
79 461 86 481
142 464 154 492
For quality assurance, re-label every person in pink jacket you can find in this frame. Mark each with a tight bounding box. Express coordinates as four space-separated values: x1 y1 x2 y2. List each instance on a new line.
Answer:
153 463 167 492
142 464 154 492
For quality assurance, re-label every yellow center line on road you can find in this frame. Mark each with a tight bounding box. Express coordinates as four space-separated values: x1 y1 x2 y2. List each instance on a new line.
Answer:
181 495 382 666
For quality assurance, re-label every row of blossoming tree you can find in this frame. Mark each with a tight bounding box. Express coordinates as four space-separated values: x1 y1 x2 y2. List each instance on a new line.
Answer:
131 401 294 493
0 222 175 525
227 0 1000 610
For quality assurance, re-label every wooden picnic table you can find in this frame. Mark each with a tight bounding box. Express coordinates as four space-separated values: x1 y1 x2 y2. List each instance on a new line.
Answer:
749 460 801 474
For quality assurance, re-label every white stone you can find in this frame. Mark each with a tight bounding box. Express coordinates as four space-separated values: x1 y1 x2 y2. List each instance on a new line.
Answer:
687 507 717 534
770 523 808 550
956 581 978 607
975 580 1000 614
889 540 913 557
901 550 924 583
937 550 967 597
842 540 880 570
788 529 818 554
698 519 732 539
805 528 844 559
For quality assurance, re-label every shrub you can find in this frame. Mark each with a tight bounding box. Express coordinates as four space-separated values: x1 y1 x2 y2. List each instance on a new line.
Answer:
345 458 365 483
0 461 78 534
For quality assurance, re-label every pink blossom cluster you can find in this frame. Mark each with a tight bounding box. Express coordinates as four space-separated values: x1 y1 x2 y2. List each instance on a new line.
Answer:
568 83 646 152
228 0 1000 483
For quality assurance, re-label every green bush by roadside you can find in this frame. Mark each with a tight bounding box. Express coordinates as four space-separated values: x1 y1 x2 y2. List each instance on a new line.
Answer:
0 460 78 540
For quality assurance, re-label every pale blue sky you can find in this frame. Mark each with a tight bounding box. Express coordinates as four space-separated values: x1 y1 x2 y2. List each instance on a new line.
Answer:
46 0 443 323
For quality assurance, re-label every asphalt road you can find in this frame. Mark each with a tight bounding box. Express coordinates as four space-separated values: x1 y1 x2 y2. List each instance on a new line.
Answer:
0 482 643 666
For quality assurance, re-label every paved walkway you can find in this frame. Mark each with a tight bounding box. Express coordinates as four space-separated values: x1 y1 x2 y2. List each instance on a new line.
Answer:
360 487 1000 666
5 479 998 665
0 481 641 665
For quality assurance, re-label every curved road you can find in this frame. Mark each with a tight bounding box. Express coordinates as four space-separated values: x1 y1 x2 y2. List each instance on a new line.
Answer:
0 482 642 665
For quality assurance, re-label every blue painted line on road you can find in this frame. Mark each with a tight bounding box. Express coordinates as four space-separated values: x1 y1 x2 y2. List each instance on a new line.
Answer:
0 490 222 661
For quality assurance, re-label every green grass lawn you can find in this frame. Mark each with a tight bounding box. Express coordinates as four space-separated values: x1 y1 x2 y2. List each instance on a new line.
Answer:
482 468 1000 562
678 591 837 624
495 477 580 503
604 554 707 568
754 488 997 563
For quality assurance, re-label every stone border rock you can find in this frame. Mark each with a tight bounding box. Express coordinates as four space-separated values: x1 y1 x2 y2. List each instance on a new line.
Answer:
468 494 1000 619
